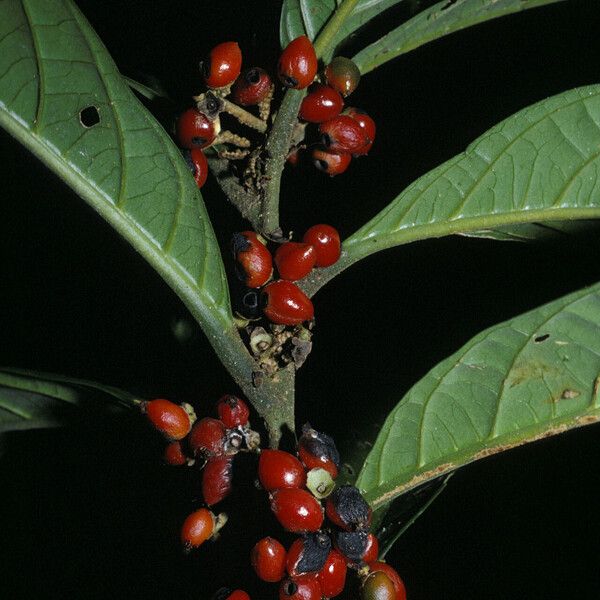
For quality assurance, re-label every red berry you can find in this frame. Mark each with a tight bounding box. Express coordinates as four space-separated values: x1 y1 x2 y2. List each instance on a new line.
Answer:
232 231 273 289
188 148 209 188
312 148 351 176
202 456 233 506
302 224 341 268
226 592 250 600
231 67 272 105
319 115 368 154
216 394 250 428
274 242 316 281
202 41 242 89
318 550 347 598
286 533 331 577
189 417 227 457
176 108 218 149
180 508 215 550
361 570 396 600
326 485 372 531
262 280 314 325
259 449 307 491
278 36 317 89
299 84 344 123
362 533 379 564
251 536 287 582
270 488 324 533
279 576 322 600
164 441 187 466
344 107 376 155
324 57 361 97
298 424 340 480
144 399 191 441
367 562 406 600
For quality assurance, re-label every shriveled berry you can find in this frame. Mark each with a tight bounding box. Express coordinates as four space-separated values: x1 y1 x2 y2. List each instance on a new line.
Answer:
362 533 379 564
344 107 376 155
324 56 361 97
189 417 227 457
217 395 250 428
202 41 242 89
312 148 351 176
299 84 344 123
251 536 287 582
261 280 314 325
319 115 368 154
164 441 187 466
361 570 397 600
232 231 273 289
318 550 347 598
298 424 340 479
202 456 233 506
144 399 191 441
232 67 272 106
180 508 215 550
259 449 307 491
274 242 316 281
367 563 406 600
286 532 331 577
326 485 372 531
187 148 209 188
334 530 368 564
279 576 322 600
302 224 341 268
176 108 219 149
270 488 324 533
278 36 317 89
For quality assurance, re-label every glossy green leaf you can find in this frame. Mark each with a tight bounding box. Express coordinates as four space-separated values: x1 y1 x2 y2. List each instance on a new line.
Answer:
0 0 232 335
353 0 566 75
357 282 600 508
0 368 137 433
342 85 600 265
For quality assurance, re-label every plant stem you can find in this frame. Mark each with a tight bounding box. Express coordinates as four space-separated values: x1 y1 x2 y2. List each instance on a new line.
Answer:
313 0 360 59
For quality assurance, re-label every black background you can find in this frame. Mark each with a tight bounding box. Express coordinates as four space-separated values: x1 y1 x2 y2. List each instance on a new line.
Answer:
1 1 600 598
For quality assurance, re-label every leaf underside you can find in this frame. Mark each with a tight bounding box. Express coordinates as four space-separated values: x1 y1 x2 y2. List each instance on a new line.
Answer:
0 0 232 332
0 368 136 433
356 282 600 508
343 85 600 263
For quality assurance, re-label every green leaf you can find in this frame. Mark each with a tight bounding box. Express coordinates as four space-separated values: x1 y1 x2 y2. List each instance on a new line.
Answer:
353 0 566 75
280 0 338 47
0 368 137 433
356 281 600 509
342 85 600 264
0 0 232 335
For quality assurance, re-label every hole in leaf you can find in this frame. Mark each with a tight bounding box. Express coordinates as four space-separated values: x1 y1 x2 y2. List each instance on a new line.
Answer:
534 334 550 343
79 106 100 128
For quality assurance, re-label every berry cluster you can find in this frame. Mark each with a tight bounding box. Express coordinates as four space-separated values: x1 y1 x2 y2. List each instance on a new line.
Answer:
175 36 374 190
250 424 406 600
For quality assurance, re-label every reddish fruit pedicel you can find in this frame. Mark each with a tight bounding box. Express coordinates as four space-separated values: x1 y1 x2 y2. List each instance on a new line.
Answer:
202 456 234 506
279 576 322 600
231 67 272 105
302 224 341 268
216 395 250 428
318 550 347 598
180 508 215 550
202 41 242 89
299 84 344 123
232 231 273 289
274 242 316 281
259 449 307 491
270 488 324 533
251 536 287 582
261 280 314 325
278 36 317 89
176 108 218 149
312 148 351 176
319 115 369 154
188 148 209 188
144 399 191 441
189 417 227 457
